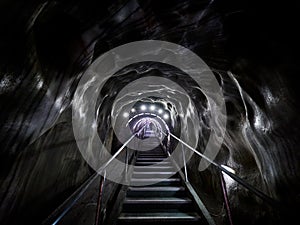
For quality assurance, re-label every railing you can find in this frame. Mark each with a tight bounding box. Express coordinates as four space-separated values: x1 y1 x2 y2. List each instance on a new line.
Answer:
43 126 145 225
42 173 100 225
161 142 216 225
158 130 280 225
94 125 147 225
94 133 136 225
45 126 280 225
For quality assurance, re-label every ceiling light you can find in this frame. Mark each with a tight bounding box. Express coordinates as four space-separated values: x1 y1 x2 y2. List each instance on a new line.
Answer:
123 112 129 118
150 105 156 111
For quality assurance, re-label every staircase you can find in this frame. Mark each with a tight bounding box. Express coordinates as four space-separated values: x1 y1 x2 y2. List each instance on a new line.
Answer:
117 147 202 225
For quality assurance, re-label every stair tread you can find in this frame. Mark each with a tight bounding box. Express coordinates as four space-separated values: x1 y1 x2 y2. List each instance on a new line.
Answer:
124 197 192 204
135 161 168 163
128 186 185 191
137 154 164 156
117 147 201 225
131 178 180 182
134 166 173 169
135 162 171 165
132 171 176 179
118 212 201 220
137 157 168 160
133 171 175 174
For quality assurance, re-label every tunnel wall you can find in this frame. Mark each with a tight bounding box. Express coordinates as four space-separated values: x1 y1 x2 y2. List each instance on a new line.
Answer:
0 108 94 225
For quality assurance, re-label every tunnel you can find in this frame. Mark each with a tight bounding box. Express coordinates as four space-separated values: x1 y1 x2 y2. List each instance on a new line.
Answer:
0 0 300 225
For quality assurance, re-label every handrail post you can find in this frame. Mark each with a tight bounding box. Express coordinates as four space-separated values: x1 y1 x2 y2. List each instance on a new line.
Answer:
48 129 145 225
93 129 144 225
95 170 106 225
181 143 189 183
220 170 234 225
125 148 128 182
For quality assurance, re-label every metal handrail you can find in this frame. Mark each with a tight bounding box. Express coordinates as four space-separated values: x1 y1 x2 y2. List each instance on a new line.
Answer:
44 127 144 225
156 130 282 225
166 132 280 207
43 173 99 225
94 125 147 225
97 133 136 173
159 141 216 225
220 170 234 225
94 133 136 225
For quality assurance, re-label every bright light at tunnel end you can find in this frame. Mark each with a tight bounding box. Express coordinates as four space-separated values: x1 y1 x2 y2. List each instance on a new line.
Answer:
72 40 227 186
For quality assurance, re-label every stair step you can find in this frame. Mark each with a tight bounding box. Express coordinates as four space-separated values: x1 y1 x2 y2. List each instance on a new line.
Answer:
127 186 185 197
133 165 175 171
138 153 167 157
122 203 194 212
137 155 165 157
143 154 164 155
122 197 194 211
138 153 165 155
139 150 164 152
132 171 175 175
118 212 201 221
128 186 185 192
137 157 166 159
138 153 166 157
134 166 174 172
136 158 167 161
135 161 170 163
124 197 192 204
116 147 203 225
135 162 171 166
139 151 164 153
122 207 194 213
130 178 180 186
132 171 176 178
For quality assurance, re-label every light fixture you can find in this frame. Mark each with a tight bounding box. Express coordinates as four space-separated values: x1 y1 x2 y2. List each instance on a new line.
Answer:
150 105 156 111
131 108 136 113
163 114 169 120
158 109 163 114
140 105 147 111
123 112 129 118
